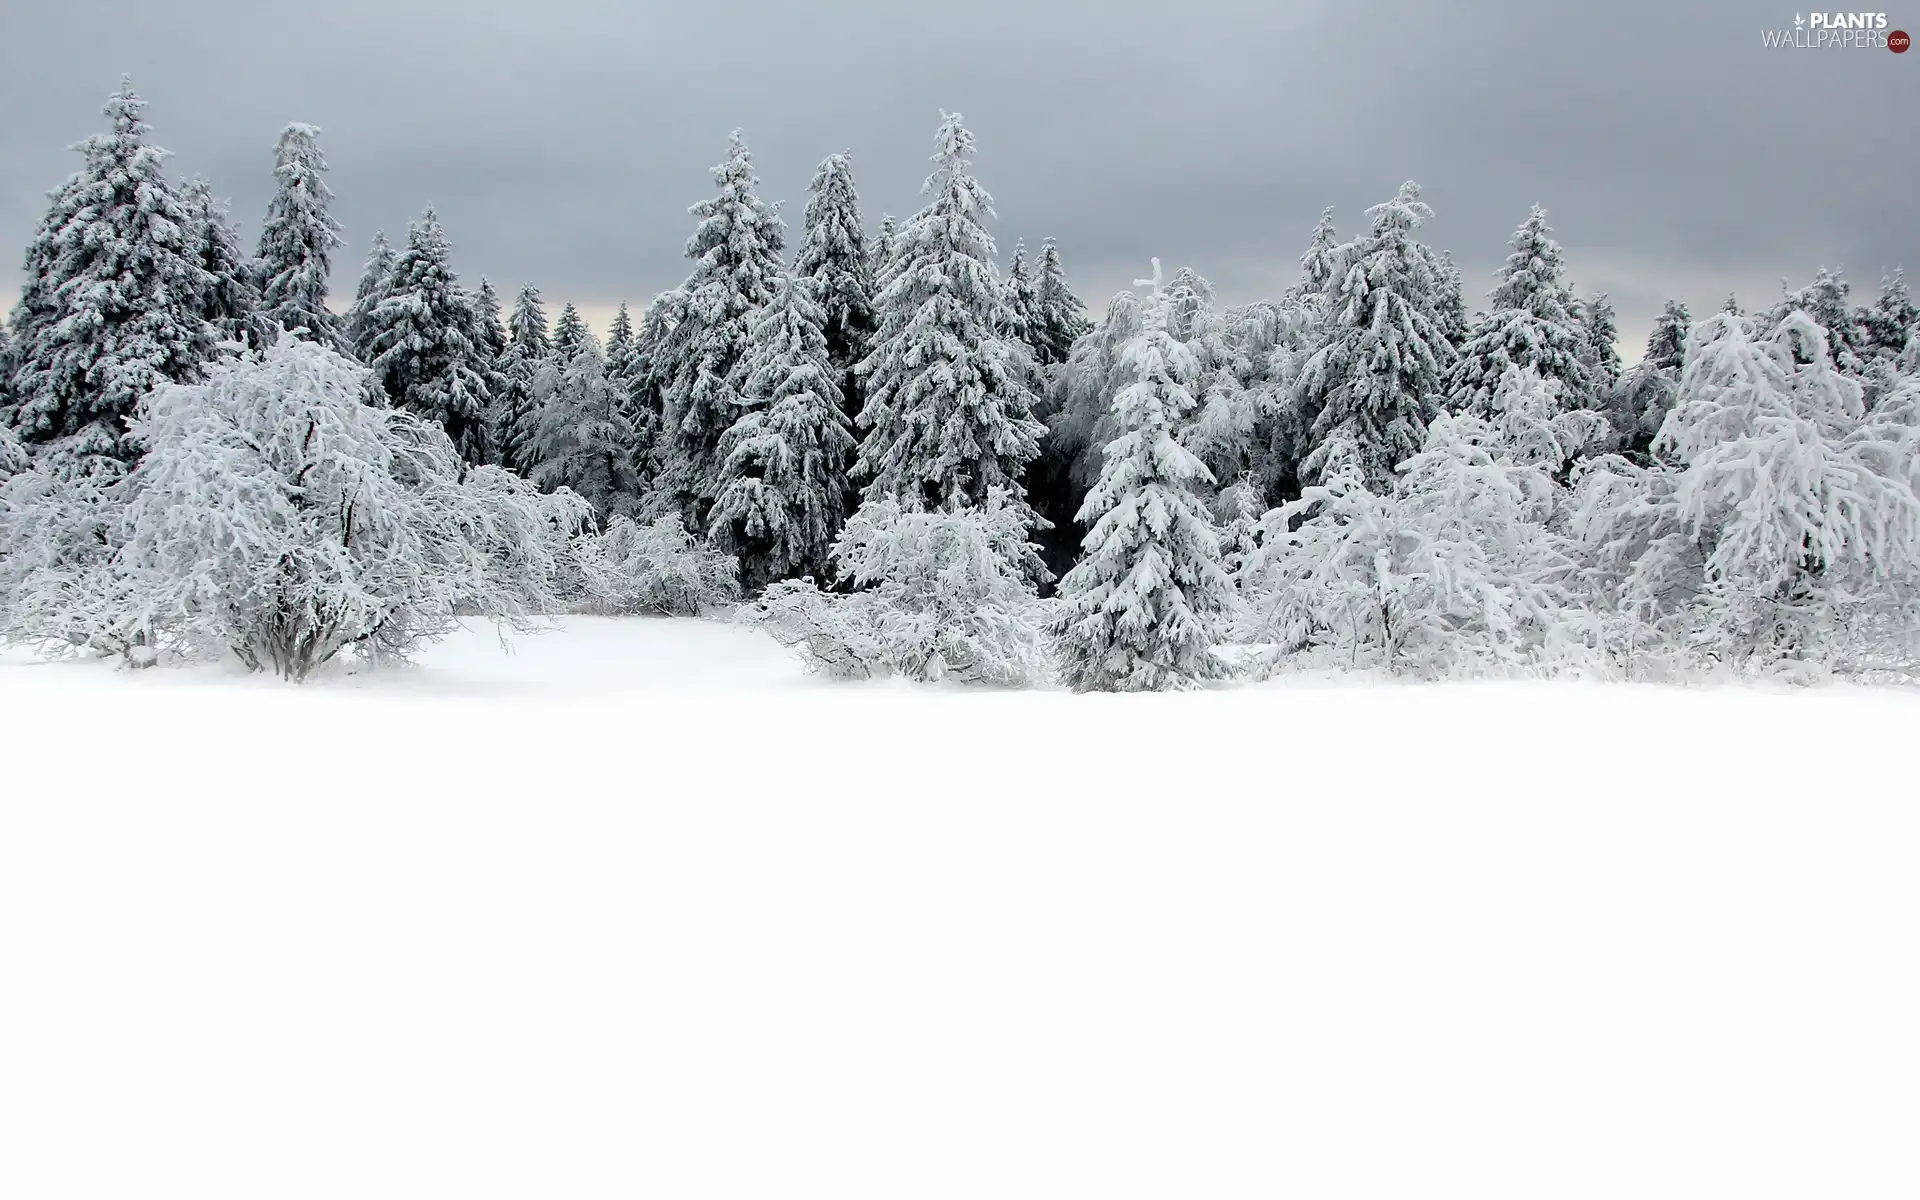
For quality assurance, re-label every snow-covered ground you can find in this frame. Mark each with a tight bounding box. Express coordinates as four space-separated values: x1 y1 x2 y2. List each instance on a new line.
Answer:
3 618 1916 1200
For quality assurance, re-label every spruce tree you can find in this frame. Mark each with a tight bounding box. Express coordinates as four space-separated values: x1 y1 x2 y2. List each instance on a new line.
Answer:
254 123 346 352
1645 299 1691 373
531 335 639 522
1299 207 1340 298
345 231 395 361
1578 291 1623 391
855 112 1043 513
181 176 263 350
794 152 875 426
1861 270 1917 361
362 208 492 463
1032 238 1091 368
492 284 550 473
627 291 681 491
1446 206 1591 415
1768 268 1865 370
1432 250 1472 350
998 239 1040 351
1293 181 1450 491
606 303 637 383
871 214 897 283
3 175 85 427
708 275 857 591
551 302 588 363
653 130 787 528
6 79 214 463
1050 259 1234 692
467 278 511 461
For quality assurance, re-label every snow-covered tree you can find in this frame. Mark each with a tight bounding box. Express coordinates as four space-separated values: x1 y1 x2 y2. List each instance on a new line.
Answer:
998 238 1040 352
855 111 1044 514
254 123 345 352
1859 269 1916 361
1576 291 1622 393
582 513 740 616
1032 238 1091 368
1219 473 1265 579
472 278 509 362
531 335 640 522
5 80 215 464
1431 250 1472 351
1645 299 1690 373
1766 268 1865 371
345 231 395 361
606 302 637 385
362 208 493 463
180 176 263 351
1447 206 1592 415
1047 289 1147 496
1299 207 1341 300
871 214 897 282
1293 181 1450 491
491 284 550 473
652 131 787 528
708 276 857 591
551 302 588 363
1050 259 1235 692
626 291 681 489
794 152 874 422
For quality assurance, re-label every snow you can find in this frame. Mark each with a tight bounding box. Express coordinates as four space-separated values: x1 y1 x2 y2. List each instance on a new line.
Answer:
3 617 1917 1200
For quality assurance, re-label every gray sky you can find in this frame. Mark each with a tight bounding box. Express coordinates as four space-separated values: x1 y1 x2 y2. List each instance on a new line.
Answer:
2 0 1916 359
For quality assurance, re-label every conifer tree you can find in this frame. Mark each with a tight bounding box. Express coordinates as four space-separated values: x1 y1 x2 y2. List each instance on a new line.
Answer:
472 279 509 361
998 239 1040 351
345 231 395 361
653 131 787 528
1447 206 1591 415
467 278 511 460
871 214 897 283
1645 299 1691 373
551 302 588 363
1299 207 1340 299
1032 238 1091 367
1768 267 1866 370
1293 182 1450 491
1723 294 1741 315
626 291 681 491
856 113 1044 513
1050 259 1234 692
1578 291 1623 392
1861 270 1917 360
1432 250 1472 350
794 152 874 424
492 284 550 473
254 123 346 352
708 275 857 591
362 208 492 463
3 176 85 427
6 80 214 462
606 303 637 383
531 335 639 522
181 176 263 350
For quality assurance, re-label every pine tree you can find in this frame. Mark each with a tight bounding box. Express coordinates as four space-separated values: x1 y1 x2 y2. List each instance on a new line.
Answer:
1293 181 1450 491
998 239 1040 351
3 175 86 428
1431 251 1472 350
708 275 857 591
1578 291 1623 392
1050 259 1234 692
794 152 874 425
345 231 395 361
1447 206 1592 415
472 279 509 361
1768 268 1866 371
627 291 680 490
606 302 637 383
5 79 214 463
551 302 588 363
1645 299 1691 373
492 284 550 473
467 278 511 461
362 208 492 463
531 335 639 522
1299 207 1340 298
855 112 1044 514
1032 238 1091 368
871 214 897 283
1723 294 1742 315
1861 270 1917 360
653 130 788 528
254 123 346 352
180 176 262 351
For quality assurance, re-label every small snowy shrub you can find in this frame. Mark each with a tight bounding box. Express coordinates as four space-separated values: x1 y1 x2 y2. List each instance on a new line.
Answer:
582 513 741 617
0 450 135 658
739 578 884 679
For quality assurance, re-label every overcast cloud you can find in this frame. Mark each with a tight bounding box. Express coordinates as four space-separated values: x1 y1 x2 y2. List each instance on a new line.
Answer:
2 0 1916 357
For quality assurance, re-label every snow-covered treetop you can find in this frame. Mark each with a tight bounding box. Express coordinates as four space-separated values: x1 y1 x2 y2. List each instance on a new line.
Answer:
1489 205 1576 322
255 122 345 350
685 129 787 309
1300 206 1340 296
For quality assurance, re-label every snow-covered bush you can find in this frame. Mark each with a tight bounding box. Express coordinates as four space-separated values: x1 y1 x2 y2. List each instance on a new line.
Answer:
2 335 599 679
744 490 1053 686
580 513 741 617
1237 413 1588 678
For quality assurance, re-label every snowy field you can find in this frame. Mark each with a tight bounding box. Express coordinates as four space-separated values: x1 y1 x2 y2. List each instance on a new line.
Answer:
3 617 1917 1200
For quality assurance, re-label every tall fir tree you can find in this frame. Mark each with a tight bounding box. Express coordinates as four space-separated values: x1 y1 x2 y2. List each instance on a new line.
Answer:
5 79 214 463
998 238 1040 351
794 152 874 427
1645 298 1691 373
1861 269 1917 361
254 123 346 352
653 130 787 529
606 302 637 383
871 214 897 284
1032 238 1091 368
1299 207 1340 298
362 208 492 463
181 176 263 351
492 284 550 473
1049 259 1234 692
1447 206 1591 415
1767 267 1865 370
1578 290 1623 392
467 278 511 460
551 302 588 363
345 231 395 361
1432 250 1472 350
855 112 1044 513
531 334 639 522
1293 181 1451 491
627 291 681 491
708 275 857 591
